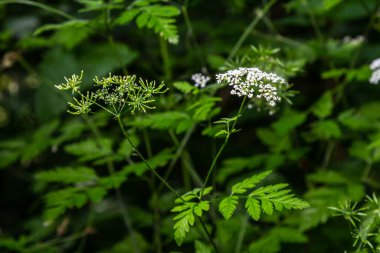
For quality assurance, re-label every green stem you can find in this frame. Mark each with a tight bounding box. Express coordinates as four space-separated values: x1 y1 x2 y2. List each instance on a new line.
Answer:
197 216 219 253
116 116 182 199
82 115 140 253
362 159 373 181
322 141 334 169
227 0 277 61
181 4 206 67
335 1 380 102
158 125 197 191
142 129 153 158
201 96 247 197
1 0 74 20
234 215 248 253
303 0 323 43
159 37 172 80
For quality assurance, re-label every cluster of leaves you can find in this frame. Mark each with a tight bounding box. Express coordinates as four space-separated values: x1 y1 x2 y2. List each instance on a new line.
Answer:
219 171 309 221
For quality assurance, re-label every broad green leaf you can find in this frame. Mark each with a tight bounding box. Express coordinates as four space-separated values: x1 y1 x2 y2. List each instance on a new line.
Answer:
272 109 307 135
87 187 107 202
35 166 98 184
121 149 173 176
307 120 341 140
338 109 373 130
217 156 264 183
187 96 221 122
33 20 92 50
308 171 350 185
256 128 291 152
21 120 59 162
173 81 197 94
311 91 334 119
130 111 193 134
195 240 212 253
64 137 113 163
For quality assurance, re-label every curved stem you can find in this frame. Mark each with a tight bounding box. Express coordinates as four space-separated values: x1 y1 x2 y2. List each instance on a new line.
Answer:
116 116 182 199
159 37 172 80
158 124 200 192
201 96 247 197
198 217 219 253
1 0 74 20
234 215 248 253
227 0 277 61
82 115 140 253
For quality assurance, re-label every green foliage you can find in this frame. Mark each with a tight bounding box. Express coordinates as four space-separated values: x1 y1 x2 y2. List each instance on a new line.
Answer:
2 0 380 252
248 227 308 253
35 166 97 184
129 111 193 133
116 0 180 44
171 187 212 246
219 171 309 221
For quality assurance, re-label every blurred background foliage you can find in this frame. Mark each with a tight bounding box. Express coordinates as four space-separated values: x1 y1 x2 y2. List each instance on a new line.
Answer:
1 0 380 252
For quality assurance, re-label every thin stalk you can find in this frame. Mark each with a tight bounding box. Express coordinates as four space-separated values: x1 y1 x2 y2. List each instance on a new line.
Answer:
322 141 334 169
362 159 373 181
227 0 277 61
234 215 248 253
103 4 128 75
116 116 182 199
82 115 140 253
142 129 153 158
198 217 219 253
201 96 247 197
152 192 162 253
303 0 323 43
181 4 206 67
164 128 203 189
158 125 196 191
159 37 172 80
1 0 74 20
335 1 380 102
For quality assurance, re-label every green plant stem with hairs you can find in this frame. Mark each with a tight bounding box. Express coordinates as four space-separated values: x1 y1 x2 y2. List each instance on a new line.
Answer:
201 96 247 198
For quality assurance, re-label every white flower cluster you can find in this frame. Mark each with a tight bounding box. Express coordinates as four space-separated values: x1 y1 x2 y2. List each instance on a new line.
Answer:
369 58 380 85
216 67 287 112
342 35 365 46
191 73 211 88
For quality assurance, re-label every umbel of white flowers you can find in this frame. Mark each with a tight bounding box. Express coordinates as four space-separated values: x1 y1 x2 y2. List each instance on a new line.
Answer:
191 73 211 88
369 58 380 85
216 67 287 114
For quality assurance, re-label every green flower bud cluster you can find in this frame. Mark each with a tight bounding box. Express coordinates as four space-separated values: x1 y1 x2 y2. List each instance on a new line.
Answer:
56 71 168 116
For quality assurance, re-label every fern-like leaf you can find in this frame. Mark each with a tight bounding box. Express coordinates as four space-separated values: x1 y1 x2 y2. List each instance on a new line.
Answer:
249 183 310 215
231 170 271 194
219 196 238 220
245 197 261 221
116 1 180 44
220 171 309 221
35 166 97 184
171 187 212 245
